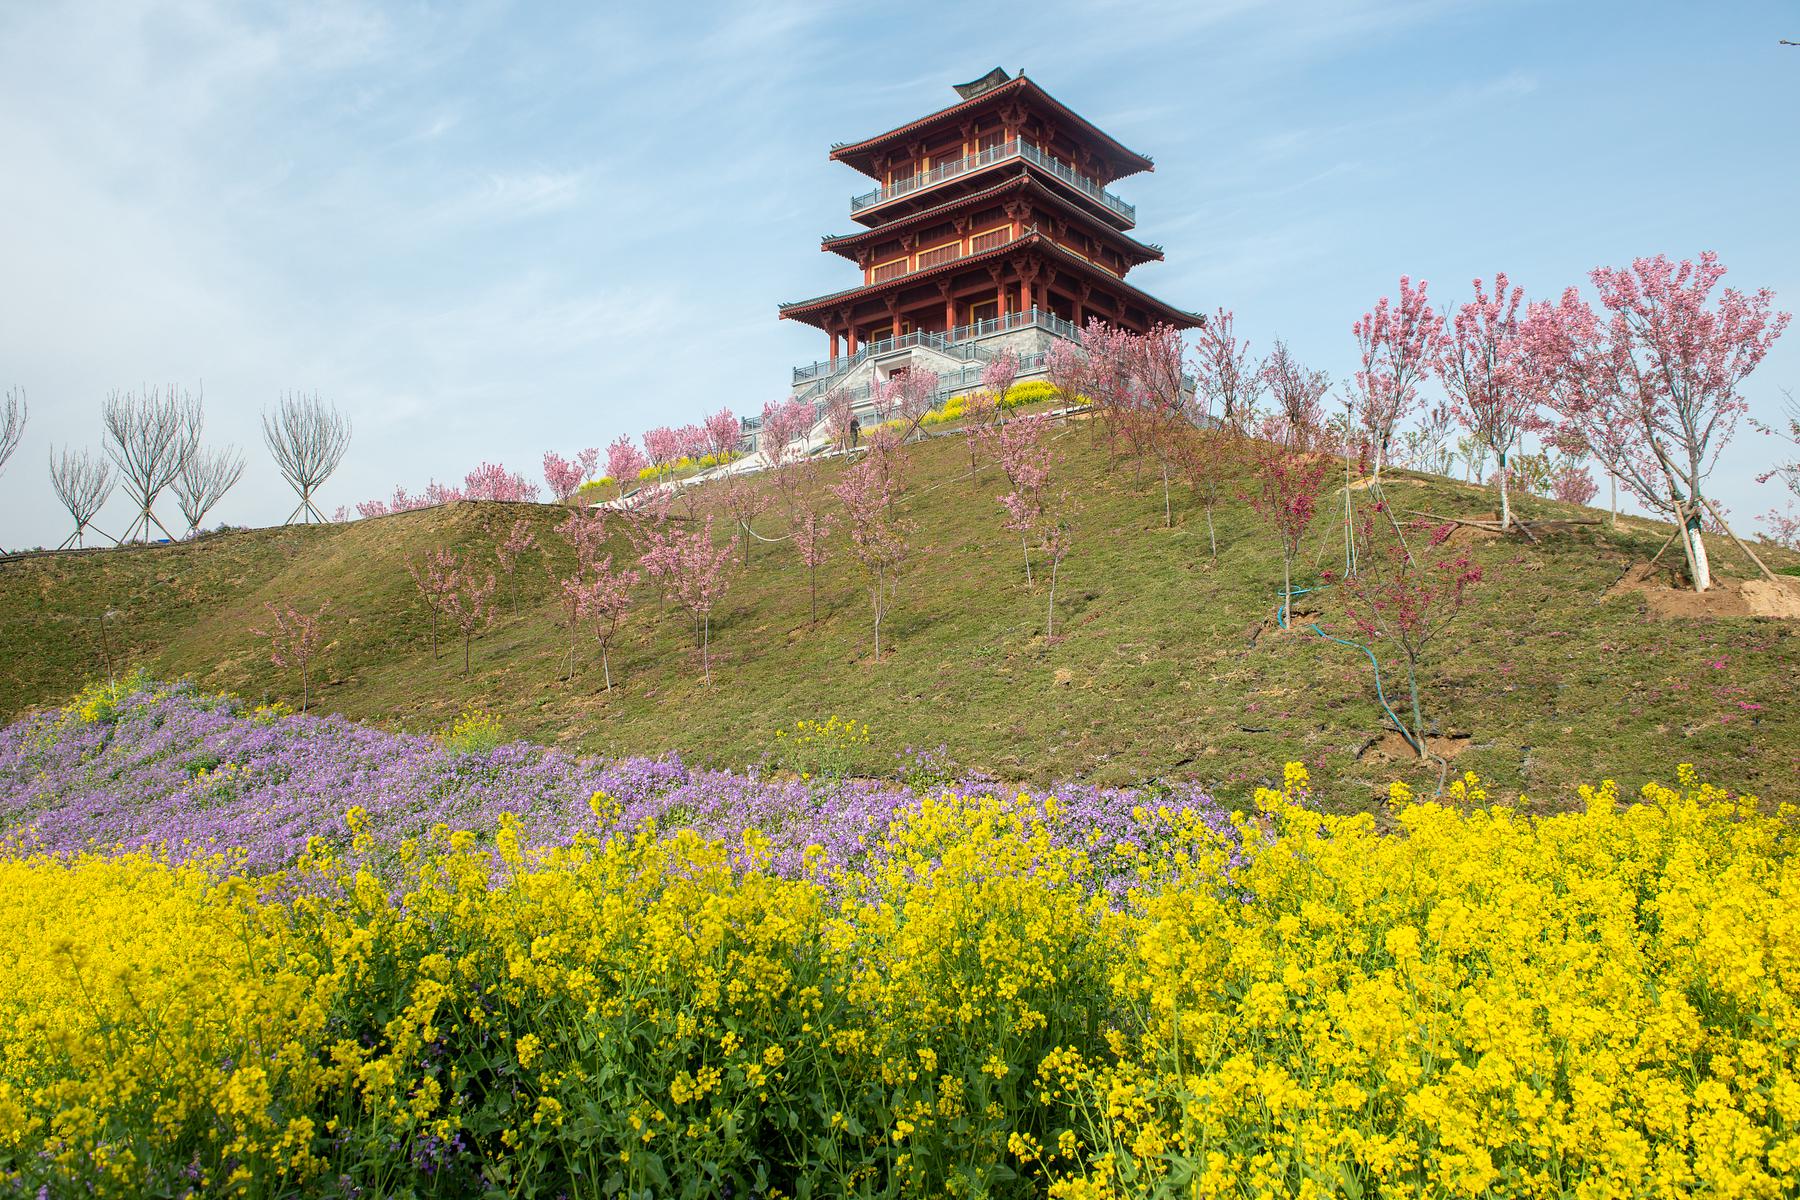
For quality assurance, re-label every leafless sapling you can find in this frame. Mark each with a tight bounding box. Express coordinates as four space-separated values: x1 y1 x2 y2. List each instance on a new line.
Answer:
49 447 116 549
263 391 351 524
102 385 201 543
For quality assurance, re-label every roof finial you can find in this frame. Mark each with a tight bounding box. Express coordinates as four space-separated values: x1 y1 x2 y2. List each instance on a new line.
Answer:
952 67 1011 100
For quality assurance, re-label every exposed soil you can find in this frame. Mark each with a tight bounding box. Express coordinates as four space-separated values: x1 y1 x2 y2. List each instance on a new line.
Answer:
1608 562 1800 620
1358 731 1472 763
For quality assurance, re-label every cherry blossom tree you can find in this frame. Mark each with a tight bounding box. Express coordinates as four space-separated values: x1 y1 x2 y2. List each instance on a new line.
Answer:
442 562 498 673
1244 440 1334 625
989 414 1052 583
1549 461 1599 506
253 599 331 711
722 473 771 566
703 407 741 464
1329 512 1483 759
543 447 600 502
1127 324 1196 528
1259 339 1329 449
831 454 909 660
759 398 814 478
570 555 637 689
669 519 733 682
405 547 459 659
822 389 857 456
0 387 25 484
1753 390 1799 500
495 517 538 614
791 498 836 624
464 462 540 503
1436 273 1543 529
1352 277 1446 487
643 426 680 484
1194 308 1263 431
1526 252 1790 591
964 349 1017 479
358 480 464 518
606 436 649 494
875 368 940 443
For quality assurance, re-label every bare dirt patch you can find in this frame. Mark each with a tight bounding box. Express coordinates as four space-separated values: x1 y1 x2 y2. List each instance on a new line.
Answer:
1608 562 1800 620
1357 731 1472 763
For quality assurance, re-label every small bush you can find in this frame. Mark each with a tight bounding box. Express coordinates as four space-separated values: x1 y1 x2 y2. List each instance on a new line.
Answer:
769 715 871 782
438 707 505 755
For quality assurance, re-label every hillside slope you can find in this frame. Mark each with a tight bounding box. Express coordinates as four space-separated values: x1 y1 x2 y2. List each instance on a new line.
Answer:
3 422 1796 806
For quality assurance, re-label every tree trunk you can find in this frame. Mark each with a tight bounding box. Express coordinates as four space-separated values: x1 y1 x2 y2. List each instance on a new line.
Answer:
809 565 818 624
1405 661 1427 759
1609 475 1617 529
1205 506 1217 563
300 661 309 713
602 644 612 690
463 632 471 674
1282 553 1292 627
1161 464 1172 528
702 614 711 682
1686 515 1713 592
1022 533 1033 585
1496 450 1511 531
1047 559 1059 638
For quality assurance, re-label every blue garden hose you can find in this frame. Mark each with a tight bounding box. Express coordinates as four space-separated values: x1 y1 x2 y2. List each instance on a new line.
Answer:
1274 583 1421 755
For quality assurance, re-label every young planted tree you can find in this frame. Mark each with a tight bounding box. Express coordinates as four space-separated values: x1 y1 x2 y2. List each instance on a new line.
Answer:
703 407 742 464
495 517 538 614
1437 273 1542 530
1043 515 1073 639
1128 324 1196 529
253 599 331 712
49 447 115 549
443 563 498 673
791 497 836 624
989 415 1052 583
669 519 733 683
965 350 1017 479
1352 277 1446 487
1194 308 1263 431
543 447 600 502
722 473 771 566
1244 439 1334 626
1044 336 1090 418
759 397 814 481
831 454 909 660
1527 252 1790 591
1331 512 1484 759
405 547 459 659
103 384 201 542
643 426 680 484
263 391 350 524
1259 339 1329 449
572 555 637 689
171 444 245 536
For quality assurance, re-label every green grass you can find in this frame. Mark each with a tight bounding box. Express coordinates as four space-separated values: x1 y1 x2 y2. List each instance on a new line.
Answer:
3 416 1796 808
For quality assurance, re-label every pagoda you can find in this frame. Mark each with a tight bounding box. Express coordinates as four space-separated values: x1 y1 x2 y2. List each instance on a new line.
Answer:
777 68 1202 417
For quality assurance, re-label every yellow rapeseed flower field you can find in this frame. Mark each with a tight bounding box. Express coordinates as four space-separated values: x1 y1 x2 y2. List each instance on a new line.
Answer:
0 764 1794 1197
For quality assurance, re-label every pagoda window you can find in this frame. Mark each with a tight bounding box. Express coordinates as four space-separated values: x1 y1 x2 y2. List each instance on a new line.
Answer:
871 256 910 284
970 225 1012 254
968 299 998 325
916 239 963 271
977 127 1004 152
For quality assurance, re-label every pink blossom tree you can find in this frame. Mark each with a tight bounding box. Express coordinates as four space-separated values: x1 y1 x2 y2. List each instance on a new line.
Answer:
1244 440 1334 625
405 547 459 659
831 455 909 660
643 426 680 484
1194 307 1263 431
495 517 538 614
1352 277 1447 487
442 561 498 673
1328 512 1483 759
791 498 836 624
1526 252 1790 591
464 462 541 503
989 414 1052 582
1549 461 1599 506
874 368 940 443
1042 515 1073 639
759 398 814 479
1259 339 1329 450
703 407 741 464
570 555 637 689
964 350 1017 479
606 435 649 493
542 447 600 503
252 599 331 712
1128 324 1196 528
722 473 771 566
669 519 732 682
1437 273 1543 529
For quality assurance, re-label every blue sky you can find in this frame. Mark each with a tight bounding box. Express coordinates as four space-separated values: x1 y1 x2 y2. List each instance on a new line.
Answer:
1 0 1796 548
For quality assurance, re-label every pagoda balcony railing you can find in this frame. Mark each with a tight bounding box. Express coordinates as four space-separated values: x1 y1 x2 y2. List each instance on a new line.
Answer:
850 138 1135 223
791 306 1082 387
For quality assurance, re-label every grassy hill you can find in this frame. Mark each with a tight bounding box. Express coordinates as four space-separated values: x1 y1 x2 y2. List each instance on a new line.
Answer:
3 418 1796 808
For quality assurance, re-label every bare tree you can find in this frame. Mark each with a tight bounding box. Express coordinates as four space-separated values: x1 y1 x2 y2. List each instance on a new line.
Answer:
263 391 350 523
50 447 116 548
103 385 201 542
0 388 24 479
172 443 245 536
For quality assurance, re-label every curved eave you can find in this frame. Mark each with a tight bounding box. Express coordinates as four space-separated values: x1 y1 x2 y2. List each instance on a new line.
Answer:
849 152 1137 232
778 230 1200 330
829 75 1153 182
820 174 1163 267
